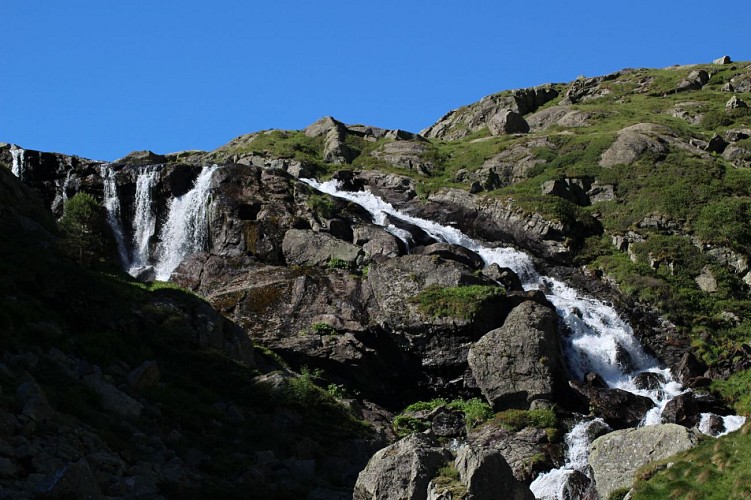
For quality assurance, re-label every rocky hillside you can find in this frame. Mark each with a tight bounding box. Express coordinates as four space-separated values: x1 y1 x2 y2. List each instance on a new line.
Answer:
2 55 751 499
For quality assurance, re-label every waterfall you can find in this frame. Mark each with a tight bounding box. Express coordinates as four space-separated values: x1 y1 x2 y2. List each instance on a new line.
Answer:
301 178 746 497
129 168 159 274
153 165 218 281
10 145 25 179
530 418 609 499
99 165 130 267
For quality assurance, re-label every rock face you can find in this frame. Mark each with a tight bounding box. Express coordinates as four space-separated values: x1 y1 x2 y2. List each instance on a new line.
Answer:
468 301 564 409
353 433 450 500
370 140 436 174
455 444 534 500
421 86 558 140
589 424 701 499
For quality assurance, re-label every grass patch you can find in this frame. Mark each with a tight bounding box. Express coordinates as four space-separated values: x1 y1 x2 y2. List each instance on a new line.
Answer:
631 421 751 500
410 285 504 320
393 397 494 437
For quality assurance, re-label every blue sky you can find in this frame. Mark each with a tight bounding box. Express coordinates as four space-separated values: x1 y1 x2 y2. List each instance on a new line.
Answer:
2 1 749 160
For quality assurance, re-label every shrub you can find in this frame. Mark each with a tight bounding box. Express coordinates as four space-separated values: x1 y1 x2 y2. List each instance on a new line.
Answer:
493 408 558 432
58 192 116 267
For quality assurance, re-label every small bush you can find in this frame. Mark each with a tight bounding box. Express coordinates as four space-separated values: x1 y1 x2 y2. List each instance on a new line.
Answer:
310 322 337 336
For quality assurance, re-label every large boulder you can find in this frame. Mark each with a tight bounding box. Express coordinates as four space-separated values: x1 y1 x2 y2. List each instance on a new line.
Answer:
282 228 364 269
468 301 564 409
599 123 671 168
589 424 701 499
487 110 530 135
353 433 450 500
455 444 534 500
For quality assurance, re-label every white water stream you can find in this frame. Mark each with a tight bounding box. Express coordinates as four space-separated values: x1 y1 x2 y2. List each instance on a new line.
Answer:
10 145 25 178
100 165 130 267
302 178 745 497
129 168 159 274
153 165 218 280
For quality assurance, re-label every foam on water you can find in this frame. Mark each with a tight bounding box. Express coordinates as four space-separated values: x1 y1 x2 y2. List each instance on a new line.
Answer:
129 168 159 273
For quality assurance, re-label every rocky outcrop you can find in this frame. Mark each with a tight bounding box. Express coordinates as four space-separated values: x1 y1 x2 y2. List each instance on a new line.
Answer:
370 140 436 174
526 106 590 131
409 187 581 262
468 301 564 409
353 433 450 500
455 444 534 500
589 424 701 499
421 86 558 140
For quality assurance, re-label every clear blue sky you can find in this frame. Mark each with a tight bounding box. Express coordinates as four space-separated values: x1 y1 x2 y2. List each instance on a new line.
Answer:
2 1 749 161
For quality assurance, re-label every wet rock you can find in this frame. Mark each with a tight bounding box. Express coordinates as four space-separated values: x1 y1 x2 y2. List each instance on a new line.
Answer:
632 371 666 392
353 224 406 260
671 352 707 386
661 392 731 427
455 443 534 500
412 243 484 270
353 433 450 500
468 301 564 409
569 382 654 429
589 424 701 499
482 264 523 292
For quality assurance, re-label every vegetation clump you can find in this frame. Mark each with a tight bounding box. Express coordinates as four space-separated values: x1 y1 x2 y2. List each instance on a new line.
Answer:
393 397 494 437
410 285 504 320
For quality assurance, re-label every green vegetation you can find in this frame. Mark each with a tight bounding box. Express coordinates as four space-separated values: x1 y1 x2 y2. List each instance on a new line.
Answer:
410 285 505 320
712 370 751 415
307 192 336 219
430 463 468 498
393 397 494 437
493 408 558 433
58 192 116 267
630 422 751 499
310 322 338 336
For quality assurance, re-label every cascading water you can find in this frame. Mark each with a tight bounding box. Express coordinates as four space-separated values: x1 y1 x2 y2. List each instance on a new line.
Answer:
100 165 130 267
10 145 25 179
302 178 746 497
129 168 159 274
153 165 218 281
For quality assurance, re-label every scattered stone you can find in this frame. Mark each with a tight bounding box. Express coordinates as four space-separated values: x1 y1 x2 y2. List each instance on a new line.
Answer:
16 380 53 423
589 424 701 499
37 459 104 500
671 352 707 385
695 265 718 293
726 95 748 110
661 392 731 427
705 134 728 154
713 55 732 65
